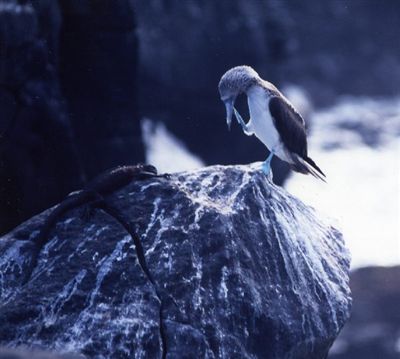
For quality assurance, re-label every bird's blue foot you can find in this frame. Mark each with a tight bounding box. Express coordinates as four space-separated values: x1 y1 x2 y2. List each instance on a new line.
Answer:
233 107 252 135
261 160 272 175
261 151 274 178
233 107 246 127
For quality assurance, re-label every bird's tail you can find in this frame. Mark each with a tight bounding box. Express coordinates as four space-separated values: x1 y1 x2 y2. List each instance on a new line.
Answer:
291 155 326 182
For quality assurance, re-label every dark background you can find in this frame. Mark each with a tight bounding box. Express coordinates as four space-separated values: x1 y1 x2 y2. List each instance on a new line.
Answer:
0 1 399 358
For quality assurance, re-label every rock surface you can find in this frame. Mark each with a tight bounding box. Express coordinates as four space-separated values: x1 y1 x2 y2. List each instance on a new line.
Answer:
0 347 78 359
0 164 351 358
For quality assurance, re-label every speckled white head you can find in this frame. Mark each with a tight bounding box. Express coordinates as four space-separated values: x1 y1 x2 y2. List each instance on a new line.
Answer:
218 65 262 129
218 65 261 102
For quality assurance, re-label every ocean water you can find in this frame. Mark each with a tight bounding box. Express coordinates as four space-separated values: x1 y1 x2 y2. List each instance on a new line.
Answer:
287 96 400 268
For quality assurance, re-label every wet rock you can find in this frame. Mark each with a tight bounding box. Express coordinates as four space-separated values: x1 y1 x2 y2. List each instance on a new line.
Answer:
0 164 351 358
0 347 79 359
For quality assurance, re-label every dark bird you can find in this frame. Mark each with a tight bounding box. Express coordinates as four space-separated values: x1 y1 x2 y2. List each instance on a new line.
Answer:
218 65 326 181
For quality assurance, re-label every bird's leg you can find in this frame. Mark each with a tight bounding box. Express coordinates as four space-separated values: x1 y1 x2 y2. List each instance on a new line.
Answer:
261 150 275 176
233 108 253 136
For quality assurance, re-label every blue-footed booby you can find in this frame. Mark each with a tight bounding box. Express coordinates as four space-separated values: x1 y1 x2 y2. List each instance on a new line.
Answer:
218 65 326 181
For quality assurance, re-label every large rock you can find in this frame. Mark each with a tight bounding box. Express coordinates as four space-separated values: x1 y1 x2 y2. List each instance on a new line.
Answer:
0 164 351 358
0 347 77 359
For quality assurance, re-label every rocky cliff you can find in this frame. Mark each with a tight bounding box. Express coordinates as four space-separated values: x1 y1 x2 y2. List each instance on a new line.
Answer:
0 0 144 235
0 0 83 234
0 164 351 358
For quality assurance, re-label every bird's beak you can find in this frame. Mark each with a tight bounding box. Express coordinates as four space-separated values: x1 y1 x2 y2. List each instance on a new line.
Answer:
224 98 234 130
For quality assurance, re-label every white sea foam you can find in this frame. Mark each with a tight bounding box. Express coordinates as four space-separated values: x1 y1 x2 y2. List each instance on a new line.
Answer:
287 96 400 268
142 118 204 173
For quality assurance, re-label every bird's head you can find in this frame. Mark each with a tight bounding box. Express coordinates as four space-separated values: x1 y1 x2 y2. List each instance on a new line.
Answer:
218 65 260 129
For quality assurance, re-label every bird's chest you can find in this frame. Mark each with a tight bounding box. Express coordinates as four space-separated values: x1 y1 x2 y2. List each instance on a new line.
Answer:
247 89 281 149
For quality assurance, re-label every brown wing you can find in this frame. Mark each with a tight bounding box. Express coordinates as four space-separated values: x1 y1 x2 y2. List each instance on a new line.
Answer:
268 96 307 158
269 96 326 179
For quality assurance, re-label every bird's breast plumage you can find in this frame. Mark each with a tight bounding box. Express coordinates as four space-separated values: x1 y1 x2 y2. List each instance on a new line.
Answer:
247 86 290 160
